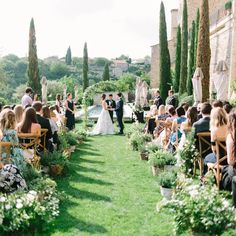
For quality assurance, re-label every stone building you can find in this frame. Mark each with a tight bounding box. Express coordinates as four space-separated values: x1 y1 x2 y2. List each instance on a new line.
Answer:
151 0 236 99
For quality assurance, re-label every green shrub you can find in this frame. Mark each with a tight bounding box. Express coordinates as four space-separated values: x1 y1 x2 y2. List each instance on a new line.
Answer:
158 171 177 188
129 132 152 151
179 92 194 106
225 1 232 10
148 150 175 168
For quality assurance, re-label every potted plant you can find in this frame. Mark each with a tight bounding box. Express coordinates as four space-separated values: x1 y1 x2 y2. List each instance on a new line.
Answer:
164 153 176 171
139 145 149 161
41 151 68 176
157 179 236 235
158 171 176 199
148 150 167 176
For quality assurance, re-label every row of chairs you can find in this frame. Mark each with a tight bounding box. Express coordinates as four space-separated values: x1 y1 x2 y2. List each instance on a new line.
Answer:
0 129 48 169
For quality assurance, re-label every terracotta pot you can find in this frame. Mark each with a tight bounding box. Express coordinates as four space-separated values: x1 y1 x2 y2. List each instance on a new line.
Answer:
140 152 149 161
50 164 64 176
160 186 173 200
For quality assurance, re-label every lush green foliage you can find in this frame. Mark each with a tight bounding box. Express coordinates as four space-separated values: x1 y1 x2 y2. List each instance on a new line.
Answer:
28 18 40 94
179 0 188 95
148 149 175 168
194 9 200 70
129 132 152 151
102 62 110 81
158 171 177 188
158 178 235 235
65 46 72 65
159 2 171 101
174 25 181 93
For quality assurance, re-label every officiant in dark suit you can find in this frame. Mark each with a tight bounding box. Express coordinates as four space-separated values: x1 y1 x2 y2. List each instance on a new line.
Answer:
106 94 116 123
115 93 124 135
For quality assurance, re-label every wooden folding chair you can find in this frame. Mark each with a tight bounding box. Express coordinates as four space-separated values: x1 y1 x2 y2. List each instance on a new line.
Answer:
212 138 227 189
0 142 12 166
38 128 48 153
18 133 41 169
196 132 211 176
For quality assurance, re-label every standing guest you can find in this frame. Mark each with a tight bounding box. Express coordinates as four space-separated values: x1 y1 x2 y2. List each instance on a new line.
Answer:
154 90 163 109
56 94 62 113
106 94 116 123
115 93 124 135
0 109 25 170
14 105 24 125
65 93 75 130
21 87 33 108
42 106 59 147
17 107 41 135
204 107 228 166
33 102 53 151
166 90 177 108
213 100 224 108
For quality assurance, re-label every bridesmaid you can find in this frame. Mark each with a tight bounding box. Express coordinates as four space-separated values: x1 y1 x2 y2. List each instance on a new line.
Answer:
65 93 75 130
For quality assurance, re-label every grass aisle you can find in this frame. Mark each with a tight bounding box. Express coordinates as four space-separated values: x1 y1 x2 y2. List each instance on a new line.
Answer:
43 135 173 236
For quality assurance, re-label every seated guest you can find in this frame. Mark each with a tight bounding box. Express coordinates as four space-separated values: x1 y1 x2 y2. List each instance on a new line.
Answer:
145 104 158 134
0 109 25 171
33 102 53 151
181 102 190 115
17 107 41 135
181 107 198 132
21 87 33 108
197 103 203 120
14 105 24 125
154 105 169 136
168 106 186 152
42 106 59 147
204 107 228 167
213 100 224 108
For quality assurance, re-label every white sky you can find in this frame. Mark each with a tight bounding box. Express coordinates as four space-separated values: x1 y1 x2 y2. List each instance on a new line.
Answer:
0 0 179 59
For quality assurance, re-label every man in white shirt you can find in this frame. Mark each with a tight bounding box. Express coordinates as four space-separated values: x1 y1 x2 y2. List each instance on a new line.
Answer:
21 87 33 108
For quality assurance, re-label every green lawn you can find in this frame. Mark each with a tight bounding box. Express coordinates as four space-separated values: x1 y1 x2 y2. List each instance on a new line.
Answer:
38 134 235 236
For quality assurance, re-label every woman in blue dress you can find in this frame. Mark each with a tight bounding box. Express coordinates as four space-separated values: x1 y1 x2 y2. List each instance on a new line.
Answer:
0 109 25 171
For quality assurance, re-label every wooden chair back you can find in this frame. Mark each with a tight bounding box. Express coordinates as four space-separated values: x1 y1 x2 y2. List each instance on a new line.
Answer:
18 133 40 168
38 128 48 152
196 132 211 176
0 142 12 165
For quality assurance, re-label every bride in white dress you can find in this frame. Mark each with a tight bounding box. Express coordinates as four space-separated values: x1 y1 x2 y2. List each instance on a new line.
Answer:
91 94 115 135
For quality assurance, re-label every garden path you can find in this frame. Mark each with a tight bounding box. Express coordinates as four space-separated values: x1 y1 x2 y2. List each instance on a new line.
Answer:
41 134 173 236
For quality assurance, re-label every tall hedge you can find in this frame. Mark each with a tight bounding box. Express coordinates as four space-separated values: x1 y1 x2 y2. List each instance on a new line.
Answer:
159 1 171 101
174 25 181 93
83 42 89 92
28 18 40 94
194 9 200 69
187 21 196 95
196 0 211 101
179 0 188 95
65 46 72 65
103 63 110 81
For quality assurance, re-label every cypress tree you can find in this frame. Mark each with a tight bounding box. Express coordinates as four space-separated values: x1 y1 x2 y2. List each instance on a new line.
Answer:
159 1 171 102
28 18 40 94
179 0 188 95
103 63 110 81
194 9 200 69
83 42 89 91
187 20 196 95
65 46 72 65
173 25 181 93
197 0 211 101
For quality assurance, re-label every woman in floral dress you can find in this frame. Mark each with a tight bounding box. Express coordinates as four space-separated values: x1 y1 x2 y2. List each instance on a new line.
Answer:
0 109 25 171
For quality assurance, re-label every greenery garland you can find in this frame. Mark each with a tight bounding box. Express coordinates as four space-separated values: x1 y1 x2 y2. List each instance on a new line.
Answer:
82 81 119 126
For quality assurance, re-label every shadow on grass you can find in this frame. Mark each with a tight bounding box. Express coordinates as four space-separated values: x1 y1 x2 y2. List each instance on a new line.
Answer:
78 157 105 164
75 165 104 174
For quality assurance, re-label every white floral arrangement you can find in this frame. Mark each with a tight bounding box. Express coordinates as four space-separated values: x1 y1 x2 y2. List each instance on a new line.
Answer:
157 178 236 235
0 177 59 233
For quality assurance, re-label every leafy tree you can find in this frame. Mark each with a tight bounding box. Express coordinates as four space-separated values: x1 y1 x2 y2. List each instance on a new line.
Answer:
83 42 89 91
65 46 72 65
94 57 109 67
28 18 40 94
196 0 211 101
174 25 181 93
187 21 196 95
194 9 200 69
116 73 136 91
159 1 171 101
50 62 70 80
3 54 19 63
103 63 110 81
179 0 188 95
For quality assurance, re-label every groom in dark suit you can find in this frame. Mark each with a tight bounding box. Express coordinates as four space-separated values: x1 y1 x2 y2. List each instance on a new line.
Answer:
115 93 124 135
106 94 116 123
